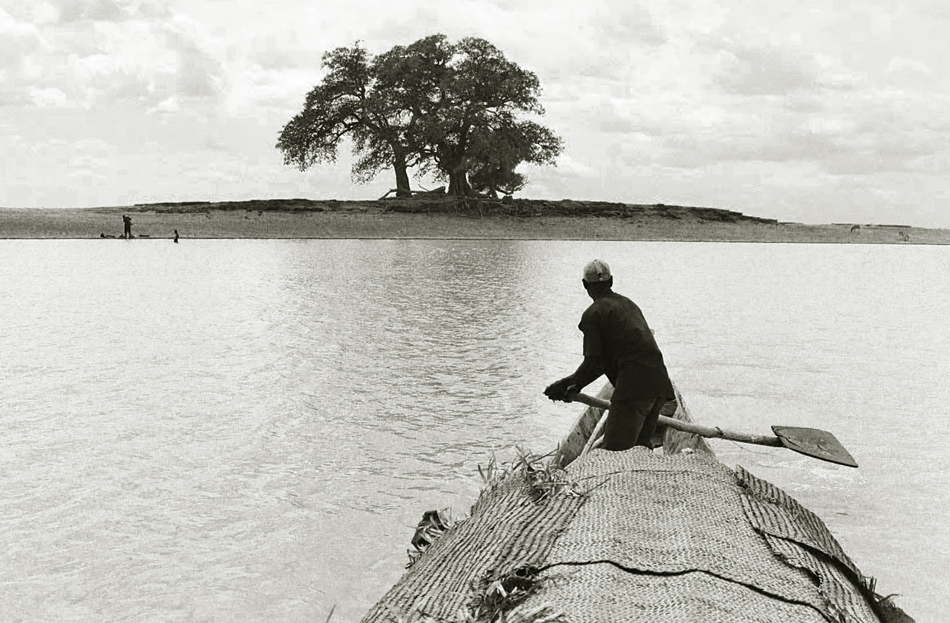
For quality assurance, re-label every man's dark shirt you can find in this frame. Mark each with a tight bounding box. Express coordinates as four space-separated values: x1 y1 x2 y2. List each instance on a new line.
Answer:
579 291 674 401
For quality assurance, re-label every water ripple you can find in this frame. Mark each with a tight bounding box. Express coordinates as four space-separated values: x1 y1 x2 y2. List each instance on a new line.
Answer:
0 240 947 621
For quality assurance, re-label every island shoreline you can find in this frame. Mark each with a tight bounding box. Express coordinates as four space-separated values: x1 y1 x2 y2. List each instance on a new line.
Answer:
2 198 947 244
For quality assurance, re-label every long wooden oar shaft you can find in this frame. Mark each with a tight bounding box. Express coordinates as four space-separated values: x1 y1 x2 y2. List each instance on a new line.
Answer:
568 392 783 447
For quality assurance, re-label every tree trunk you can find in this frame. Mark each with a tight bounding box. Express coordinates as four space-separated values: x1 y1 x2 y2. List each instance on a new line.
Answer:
486 171 499 199
448 173 470 196
392 150 411 197
447 161 471 196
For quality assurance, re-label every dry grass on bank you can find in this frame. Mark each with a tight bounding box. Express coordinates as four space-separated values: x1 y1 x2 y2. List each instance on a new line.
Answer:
1 198 947 244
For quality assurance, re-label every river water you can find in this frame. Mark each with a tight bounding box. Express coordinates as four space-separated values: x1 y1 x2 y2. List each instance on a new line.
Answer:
0 239 946 622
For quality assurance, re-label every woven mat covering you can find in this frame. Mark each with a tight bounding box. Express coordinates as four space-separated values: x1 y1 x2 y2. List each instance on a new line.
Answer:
735 465 860 578
736 466 880 623
513 562 829 623
546 448 829 614
360 471 585 623
361 447 883 623
764 535 881 623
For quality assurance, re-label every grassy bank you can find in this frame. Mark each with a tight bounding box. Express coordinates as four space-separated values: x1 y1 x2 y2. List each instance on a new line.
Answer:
2 197 947 244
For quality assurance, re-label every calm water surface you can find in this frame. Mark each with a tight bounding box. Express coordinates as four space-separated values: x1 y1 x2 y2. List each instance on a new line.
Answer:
0 239 947 622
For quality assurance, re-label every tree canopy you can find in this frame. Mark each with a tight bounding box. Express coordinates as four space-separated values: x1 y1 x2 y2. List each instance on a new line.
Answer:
276 34 563 197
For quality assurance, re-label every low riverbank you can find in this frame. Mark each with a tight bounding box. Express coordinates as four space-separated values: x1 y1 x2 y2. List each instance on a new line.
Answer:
2 198 948 243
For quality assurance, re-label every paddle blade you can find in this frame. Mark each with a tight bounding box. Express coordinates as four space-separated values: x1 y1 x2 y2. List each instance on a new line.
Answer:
772 426 858 468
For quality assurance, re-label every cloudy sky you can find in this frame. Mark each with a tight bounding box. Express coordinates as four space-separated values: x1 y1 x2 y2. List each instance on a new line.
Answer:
2 0 949 226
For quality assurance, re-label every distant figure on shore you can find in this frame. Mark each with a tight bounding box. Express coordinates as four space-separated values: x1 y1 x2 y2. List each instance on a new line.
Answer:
122 215 133 239
173 229 179 243
850 224 860 233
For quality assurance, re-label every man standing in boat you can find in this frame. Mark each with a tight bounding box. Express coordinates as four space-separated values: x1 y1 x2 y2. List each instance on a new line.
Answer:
545 259 674 451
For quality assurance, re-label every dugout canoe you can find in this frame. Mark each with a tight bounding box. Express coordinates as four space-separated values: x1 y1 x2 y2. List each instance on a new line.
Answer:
361 382 914 623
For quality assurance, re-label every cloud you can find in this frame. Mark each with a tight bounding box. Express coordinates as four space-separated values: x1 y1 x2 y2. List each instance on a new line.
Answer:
646 97 946 178
551 153 594 178
594 2 666 47
243 33 322 72
223 0 668 117
55 0 124 23
28 86 69 107
529 6 950 189
885 55 933 76
3 0 950 227
713 42 820 96
0 7 49 65
517 1 666 84
0 0 223 109
147 95 178 113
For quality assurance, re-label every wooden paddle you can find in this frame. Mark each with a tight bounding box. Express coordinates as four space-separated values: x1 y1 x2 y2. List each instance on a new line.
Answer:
566 392 858 468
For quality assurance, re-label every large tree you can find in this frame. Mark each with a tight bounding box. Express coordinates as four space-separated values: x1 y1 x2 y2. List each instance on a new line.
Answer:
409 36 562 196
466 117 562 198
277 35 562 197
276 43 419 196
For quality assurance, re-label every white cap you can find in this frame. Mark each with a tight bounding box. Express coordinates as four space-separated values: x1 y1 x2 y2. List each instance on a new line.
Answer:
582 259 611 283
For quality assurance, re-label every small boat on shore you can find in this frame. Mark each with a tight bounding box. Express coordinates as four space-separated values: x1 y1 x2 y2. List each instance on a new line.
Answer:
360 383 913 623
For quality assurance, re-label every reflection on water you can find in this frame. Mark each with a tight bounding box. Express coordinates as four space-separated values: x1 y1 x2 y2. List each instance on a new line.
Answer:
0 240 947 622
